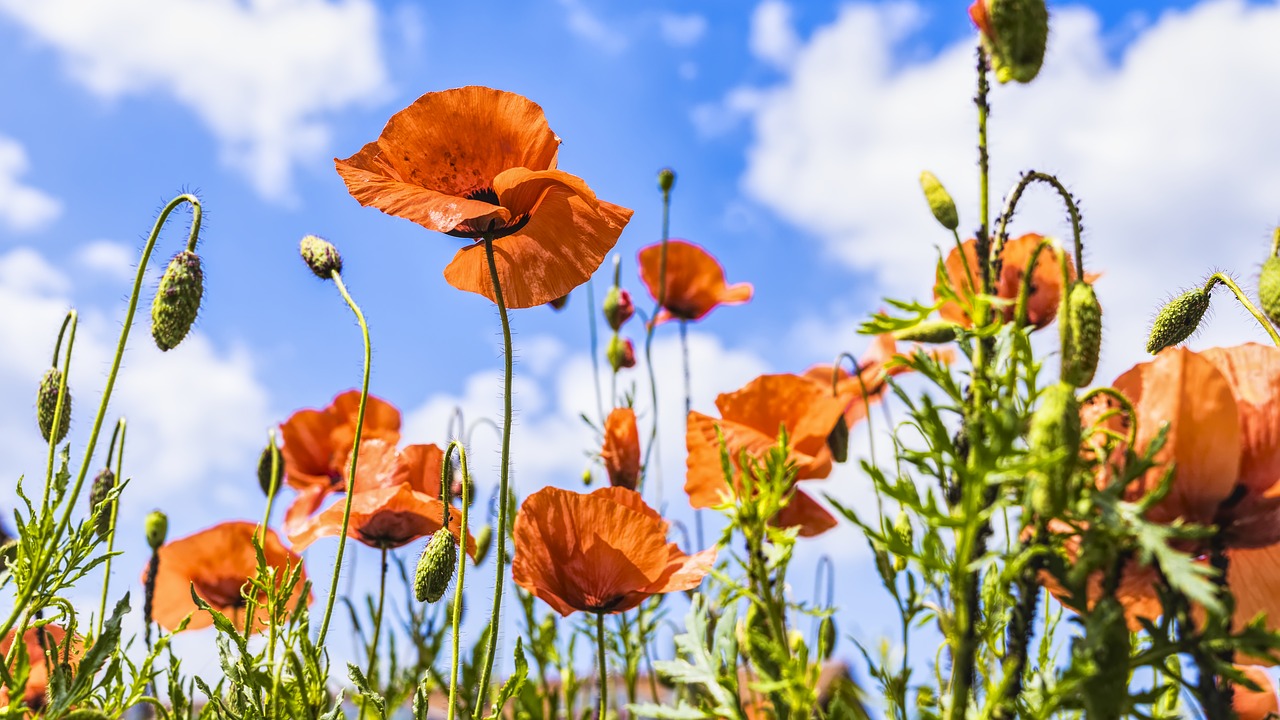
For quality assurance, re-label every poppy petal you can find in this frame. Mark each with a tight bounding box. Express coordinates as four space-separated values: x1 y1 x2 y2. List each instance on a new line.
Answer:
602 408 641 491
493 167 600 216
714 374 847 466
1228 545 1280 665
290 485 475 555
772 489 838 537
638 240 751 324
333 159 512 234
1233 664 1280 720
280 408 339 490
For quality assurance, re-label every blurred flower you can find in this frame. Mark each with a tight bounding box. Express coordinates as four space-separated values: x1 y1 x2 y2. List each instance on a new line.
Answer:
601 407 640 491
1234 665 1280 720
148 521 311 634
803 334 953 430
685 374 847 537
637 240 752 325
512 486 714 616
0 625 77 713
607 336 636 371
335 86 633 308
934 233 1082 330
279 390 401 535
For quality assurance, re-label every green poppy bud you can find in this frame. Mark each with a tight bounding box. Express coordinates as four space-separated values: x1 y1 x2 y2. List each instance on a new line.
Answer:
151 250 204 352
1260 255 1280 328
257 443 283 497
919 171 959 231
89 468 117 540
299 234 343 279
819 616 838 660
414 529 457 603
893 321 959 344
658 168 676 194
1026 382 1081 517
603 286 635 330
145 510 168 551
474 525 493 565
606 335 636 372
826 415 850 464
1061 282 1102 387
1146 287 1211 355
983 0 1050 84
37 367 71 445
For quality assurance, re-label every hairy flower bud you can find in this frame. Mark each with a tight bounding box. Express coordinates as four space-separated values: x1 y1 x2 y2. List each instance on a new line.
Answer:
894 321 959 344
145 510 168 551
658 168 676 194
919 171 959 231
257 443 283 497
474 525 493 565
826 415 850 464
37 367 71 445
1147 288 1211 355
89 468 117 540
974 0 1049 84
151 250 204 351
1026 382 1081 517
1061 282 1102 387
299 234 343 279
819 616 838 660
607 336 636 372
1261 255 1280 328
603 286 635 330
414 529 457 603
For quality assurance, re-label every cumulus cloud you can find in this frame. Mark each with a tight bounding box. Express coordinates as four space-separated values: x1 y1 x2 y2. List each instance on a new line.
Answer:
75 239 137 282
739 0 1280 383
749 0 802 69
0 137 61 232
660 12 708 47
555 0 628 54
0 0 388 200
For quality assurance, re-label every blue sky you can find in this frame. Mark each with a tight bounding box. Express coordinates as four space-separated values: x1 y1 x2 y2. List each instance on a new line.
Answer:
2 0 1280 688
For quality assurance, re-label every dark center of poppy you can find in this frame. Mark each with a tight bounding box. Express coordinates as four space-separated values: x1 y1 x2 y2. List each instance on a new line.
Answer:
585 596 628 613
193 576 250 609
355 510 427 550
445 186 532 240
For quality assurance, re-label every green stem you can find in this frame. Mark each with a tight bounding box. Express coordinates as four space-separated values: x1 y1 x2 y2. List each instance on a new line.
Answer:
95 418 126 638
446 442 471 720
993 171 1084 281
475 236 515 709
640 183 673 500
1206 273 1280 346
587 279 606 427
40 310 76 515
596 612 608 720
316 270 372 646
363 546 389 715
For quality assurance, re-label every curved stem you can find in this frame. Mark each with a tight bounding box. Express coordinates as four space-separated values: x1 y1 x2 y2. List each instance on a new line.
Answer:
316 270 372 645
41 310 77 513
640 184 673 500
596 612 609 720
475 236 515 709
95 418 126 638
833 352 878 468
1206 273 1280 346
446 441 471 720
993 171 1084 281
1080 387 1139 448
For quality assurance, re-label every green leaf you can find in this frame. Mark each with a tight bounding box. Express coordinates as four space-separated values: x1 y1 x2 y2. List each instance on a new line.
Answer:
486 637 528 720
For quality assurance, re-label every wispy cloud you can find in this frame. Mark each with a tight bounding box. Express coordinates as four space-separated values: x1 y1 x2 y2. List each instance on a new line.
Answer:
0 136 60 232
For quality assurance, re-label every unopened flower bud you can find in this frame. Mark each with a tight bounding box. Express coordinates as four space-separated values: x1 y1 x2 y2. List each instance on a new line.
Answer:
414 529 457 603
827 415 850 464
658 168 676 194
607 336 636 372
37 368 71 445
892 512 913 572
973 0 1049 84
257 443 283 497
788 629 807 657
603 287 635 330
151 250 204 351
299 235 343 279
919 171 959 231
1260 254 1280 328
894 321 959 344
1061 282 1102 387
1147 287 1211 355
582 467 593 486
547 294 570 311
145 510 168 550
474 525 493 565
1026 382 1081 517
89 468 117 540
819 616 838 660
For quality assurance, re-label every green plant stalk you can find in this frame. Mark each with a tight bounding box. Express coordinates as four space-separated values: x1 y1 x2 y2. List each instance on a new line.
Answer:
362 546 389 720
446 441 471 720
1206 273 1280 346
596 612 609 720
95 418 126 638
475 235 515 708
244 431 282 635
316 270 372 646
40 310 76 514
587 279 606 427
640 182 673 501
3 193 202 651
994 171 1084 281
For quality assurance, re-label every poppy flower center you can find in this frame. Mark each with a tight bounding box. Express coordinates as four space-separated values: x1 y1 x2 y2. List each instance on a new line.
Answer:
193 576 249 609
445 186 533 240
355 510 427 549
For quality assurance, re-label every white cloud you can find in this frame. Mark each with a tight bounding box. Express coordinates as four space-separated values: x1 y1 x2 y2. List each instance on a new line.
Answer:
660 13 708 47
739 0 1280 383
75 239 137 283
750 0 802 69
556 0 627 54
0 137 61 232
0 0 389 200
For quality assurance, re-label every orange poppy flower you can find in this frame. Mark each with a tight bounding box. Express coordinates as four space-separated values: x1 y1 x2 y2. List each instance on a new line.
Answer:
289 440 476 554
934 233 1080 329
335 86 633 309
148 521 311 634
1234 665 1280 720
512 486 715 616
0 625 77 713
280 390 402 535
685 374 848 537
637 240 753 325
601 407 641 491
803 334 953 429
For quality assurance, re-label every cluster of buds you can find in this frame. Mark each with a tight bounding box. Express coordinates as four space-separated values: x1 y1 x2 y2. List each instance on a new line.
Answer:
604 256 637 372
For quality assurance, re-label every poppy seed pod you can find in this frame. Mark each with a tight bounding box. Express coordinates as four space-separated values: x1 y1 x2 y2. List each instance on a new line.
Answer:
1260 255 1280 328
1026 382 1081 517
299 235 343 279
602 286 635 330
474 525 493 565
919 171 959 231
145 510 168 551
826 415 850 464
89 468 117 540
414 529 457 603
658 168 676 194
977 0 1049 84
37 367 71 445
1061 282 1102 387
894 321 959 344
607 335 636 372
1146 287 1211 355
150 250 204 352
257 444 283 497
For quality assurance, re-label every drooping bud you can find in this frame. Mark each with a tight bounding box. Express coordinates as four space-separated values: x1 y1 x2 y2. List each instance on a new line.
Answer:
582 467 593 486
1060 282 1102 387
547 294 570 311
975 0 1050 85
658 168 676 194
145 510 168 551
414 529 457 603
89 468 117 540
919 171 959 231
818 616 838 660
474 525 493 565
1146 287 1211 355
826 415 850 464
151 251 204 351
603 287 635 330
299 235 343 279
1260 254 1280 328
607 336 636 372
1026 382 1081 517
893 321 959 344
37 368 71 444
257 443 283 497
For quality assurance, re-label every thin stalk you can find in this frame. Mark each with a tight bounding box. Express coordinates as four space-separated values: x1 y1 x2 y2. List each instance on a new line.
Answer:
587 279 606 426
40 310 76 513
259 431 281 542
640 182 673 501
363 546 389 717
95 418 126 638
316 270 372 645
446 442 471 720
1206 273 1280 346
993 171 1084 281
596 612 609 720
475 236 515 708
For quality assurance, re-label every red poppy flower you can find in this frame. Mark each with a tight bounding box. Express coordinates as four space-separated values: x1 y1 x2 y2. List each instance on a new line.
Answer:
934 233 1082 329
289 440 476 554
685 374 848 537
601 408 641 491
148 521 311 634
803 334 952 429
1234 665 1279 720
0 625 77 712
335 86 633 309
637 240 753 325
512 486 715 616
280 390 402 535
